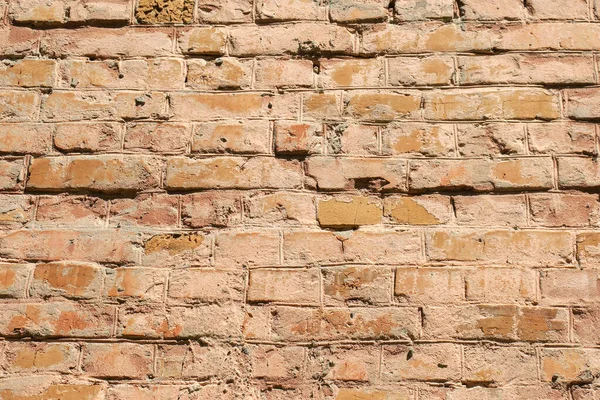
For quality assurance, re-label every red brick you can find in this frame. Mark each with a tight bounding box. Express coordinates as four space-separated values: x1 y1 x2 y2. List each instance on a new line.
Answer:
142 232 211 268
409 158 554 192
318 59 384 88
41 27 173 58
395 267 464 304
0 123 52 155
1 342 79 373
82 343 153 379
540 348 600 383
558 157 600 189
248 269 320 304
456 123 526 156
255 59 314 89
306 157 407 191
326 123 379 155
0 158 25 191
0 59 56 87
181 191 241 228
463 345 538 385
53 122 122 152
166 156 303 190
344 91 421 121
0 263 32 298
528 123 596 155
0 302 114 338
381 123 455 156
105 267 166 301
177 27 226 55
458 54 595 85
229 24 354 56
382 343 461 382
27 155 161 193
243 192 317 225
308 346 380 382
215 231 280 268
35 195 108 227
384 195 452 225
274 122 324 155
192 120 270 154
426 230 573 265
270 306 419 341
323 266 392 306
0 229 139 264
109 193 179 228
388 56 454 86
530 193 600 227
423 305 569 342
0 91 39 122
197 0 253 23
0 195 34 227
124 122 190 154
168 269 244 304
30 261 103 299
453 194 527 226
186 58 252 90
465 267 537 303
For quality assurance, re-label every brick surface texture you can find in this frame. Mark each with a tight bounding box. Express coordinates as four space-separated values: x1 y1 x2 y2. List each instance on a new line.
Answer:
1 0 600 399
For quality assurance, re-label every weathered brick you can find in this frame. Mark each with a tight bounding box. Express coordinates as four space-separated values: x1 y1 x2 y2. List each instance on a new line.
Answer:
308 346 380 382
109 193 179 228
177 27 226 55
10 0 131 25
0 59 55 87
458 54 595 85
0 377 106 400
105 267 166 301
540 348 600 383
257 0 323 21
577 232 600 265
0 195 34 227
197 0 253 23
0 123 52 155
381 123 455 156
0 263 32 298
456 123 526 156
453 194 527 226
0 91 39 122
334 388 413 400
303 92 342 120
36 195 107 227
384 195 452 225
394 267 464 304
181 192 241 228
0 158 25 191
530 193 600 227
344 229 422 264
541 269 600 304
423 305 569 342
251 344 305 380
41 27 173 58
558 157 600 189
229 24 355 56
323 266 392 306
317 195 383 228
123 122 189 154
82 343 153 379
573 387 600 400
330 0 390 22
1 342 79 373
192 120 270 154
215 230 280 268
30 262 103 299
459 0 588 20
275 122 324 155
27 155 161 193
142 232 211 267
318 58 384 88
344 91 422 121
573 307 600 345
306 157 407 191
425 88 560 120
156 343 233 379
270 306 419 341
568 88 600 120
528 123 596 155
465 267 537 303
0 302 114 338
463 345 538 385
381 343 461 382
168 269 244 304
54 122 122 152
388 56 454 86
426 230 573 265
0 229 139 263
243 192 317 225
136 0 194 23
0 27 42 57
248 269 320 304
409 158 554 192
283 230 344 265
326 123 379 155
186 58 252 90
394 0 454 20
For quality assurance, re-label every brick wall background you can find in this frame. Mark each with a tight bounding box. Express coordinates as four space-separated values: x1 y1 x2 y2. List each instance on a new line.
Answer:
0 0 600 399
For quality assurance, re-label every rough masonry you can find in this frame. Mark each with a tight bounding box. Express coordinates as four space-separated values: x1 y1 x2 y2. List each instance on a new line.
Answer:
0 0 600 398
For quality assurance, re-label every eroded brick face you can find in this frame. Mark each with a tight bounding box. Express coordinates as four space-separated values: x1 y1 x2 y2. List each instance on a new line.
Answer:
0 0 597 397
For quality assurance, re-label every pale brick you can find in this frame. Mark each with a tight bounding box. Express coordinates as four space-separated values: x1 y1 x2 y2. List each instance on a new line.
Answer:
568 89 600 120
186 58 252 90
541 269 600 304
156 344 233 379
344 91 422 121
0 263 32 298
394 0 454 20
577 232 600 265
168 269 244 304
394 267 464 304
388 56 454 86
82 343 153 379
558 157 600 189
540 348 600 383
124 122 189 154
243 192 317 225
323 266 392 306
181 192 242 228
177 27 226 55
381 123 455 156
457 123 526 156
275 122 324 155
529 193 600 227
343 229 422 264
54 122 122 152
318 58 384 88
215 231 280 268
109 193 179 228
0 195 34 227
0 91 39 122
0 123 52 155
257 0 323 22
529 123 596 155
463 345 538 385
465 267 537 303
330 0 390 22
35 195 107 227
0 158 25 191
303 92 342 120
142 232 211 267
384 195 452 225
308 346 380 382
283 230 344 265
0 27 42 57
105 267 166 301
326 123 379 155
197 0 253 23
10 0 131 25
573 307 600 345
193 120 270 154
0 59 56 87
247 269 320 304
251 344 305 379
454 194 527 227
382 343 461 381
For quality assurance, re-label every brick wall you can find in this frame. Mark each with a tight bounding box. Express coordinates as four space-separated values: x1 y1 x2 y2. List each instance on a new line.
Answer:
0 0 599 398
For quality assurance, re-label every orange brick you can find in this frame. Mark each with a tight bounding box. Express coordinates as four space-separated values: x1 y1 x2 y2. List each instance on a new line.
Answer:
109 193 179 228
0 91 39 122
142 232 211 268
529 193 600 227
318 58 384 88
35 195 108 227
192 120 270 154
0 158 25 191
0 59 56 87
124 122 189 154
0 263 32 298
540 348 600 383
344 91 422 121
53 122 122 152
0 26 42 57
381 123 455 156
2 342 79 373
0 377 106 400
384 195 452 225
388 56 454 86
30 262 104 299
274 122 324 155
0 123 52 155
